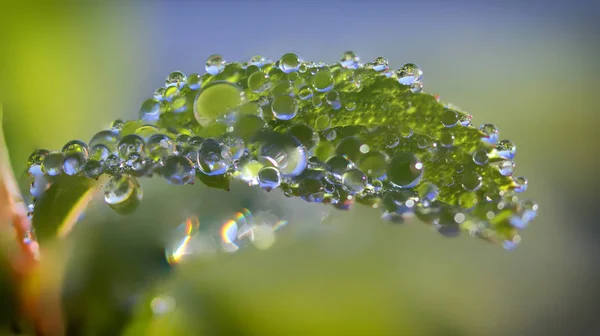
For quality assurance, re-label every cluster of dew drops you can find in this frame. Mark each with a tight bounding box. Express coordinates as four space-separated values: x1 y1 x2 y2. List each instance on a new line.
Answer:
24 51 538 253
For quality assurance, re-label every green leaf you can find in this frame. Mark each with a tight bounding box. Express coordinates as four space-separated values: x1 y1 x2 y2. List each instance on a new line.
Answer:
31 175 98 243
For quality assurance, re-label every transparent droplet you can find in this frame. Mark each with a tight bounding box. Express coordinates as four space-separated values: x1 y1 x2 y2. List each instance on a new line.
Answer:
479 124 499 145
298 85 314 100
510 200 538 229
104 154 124 175
340 51 360 69
139 98 162 123
197 139 230 176
417 181 439 204
193 81 244 127
357 151 387 180
342 168 367 194
314 115 330 131
279 52 302 73
459 114 472 127
311 95 323 108
104 175 143 215
63 155 85 176
153 87 166 102
247 71 270 93
372 57 389 72
287 124 318 151
396 63 423 86
388 153 424 188
495 139 516 160
110 119 124 132
166 71 187 89
186 73 202 90
399 125 413 138
117 134 145 159
513 176 528 193
27 149 50 174
385 133 400 148
82 160 103 179
271 95 298 120
135 125 161 141
249 55 267 67
206 54 226 75
439 129 455 147
325 90 341 109
90 130 120 153
144 134 175 162
492 160 515 176
163 86 179 102
325 155 353 180
312 68 335 92
461 171 482 191
441 109 459 127
258 166 281 190
90 144 110 161
125 152 149 177
458 192 478 210
335 136 362 161
259 133 308 177
161 155 195 185
344 100 357 111
221 134 245 161
41 151 65 176
472 149 489 165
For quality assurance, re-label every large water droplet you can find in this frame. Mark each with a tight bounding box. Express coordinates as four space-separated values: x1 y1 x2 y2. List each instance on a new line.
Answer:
247 71 270 93
117 134 145 159
372 57 389 72
441 109 459 127
472 149 489 165
197 139 230 176
388 153 423 188
166 71 187 89
513 176 527 193
461 171 482 191
258 133 308 177
397 63 423 86
312 68 335 92
342 168 368 194
139 98 162 123
279 52 302 73
145 134 176 161
161 155 195 185
41 151 65 176
271 95 298 120
358 150 388 180
186 73 202 90
340 51 359 69
479 124 499 145
90 130 120 153
258 166 281 191
193 81 244 127
495 139 516 160
104 175 143 215
206 54 226 75
82 160 103 179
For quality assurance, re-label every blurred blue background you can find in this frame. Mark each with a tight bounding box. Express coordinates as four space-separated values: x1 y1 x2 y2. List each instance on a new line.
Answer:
1 0 599 334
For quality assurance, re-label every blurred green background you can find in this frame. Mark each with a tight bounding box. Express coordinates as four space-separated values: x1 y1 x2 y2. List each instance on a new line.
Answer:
1 1 599 335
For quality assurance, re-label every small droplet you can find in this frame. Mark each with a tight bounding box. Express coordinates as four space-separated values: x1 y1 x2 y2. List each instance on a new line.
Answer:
165 71 187 89
249 55 267 67
325 90 341 109
461 171 482 191
314 115 331 131
82 160 103 179
258 166 281 190
479 124 499 145
206 54 226 75
372 57 389 72
110 119 124 132
279 52 302 73
139 98 162 123
439 129 455 147
340 51 360 69
271 95 298 120
399 125 413 138
161 155 195 185
388 153 424 188
345 100 357 111
104 175 143 215
385 133 400 148
513 176 528 193
472 149 489 165
495 139 516 160
325 155 352 180
41 151 65 176
417 182 439 204
396 63 423 86
117 134 145 159
492 160 515 176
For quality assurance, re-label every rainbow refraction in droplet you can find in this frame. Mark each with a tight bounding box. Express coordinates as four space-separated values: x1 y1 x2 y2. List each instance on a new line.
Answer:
220 208 252 252
166 216 200 264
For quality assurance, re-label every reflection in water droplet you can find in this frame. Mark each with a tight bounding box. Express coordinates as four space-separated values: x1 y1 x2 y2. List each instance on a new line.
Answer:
145 134 176 161
259 133 307 177
513 176 528 193
272 95 298 120
197 139 230 176
82 160 103 179
492 160 515 176
206 54 226 75
193 81 244 127
479 124 499 145
248 71 270 93
312 69 335 92
258 166 281 190
139 98 162 123
461 171 482 191
472 149 489 165
372 57 389 72
495 139 516 160
418 181 439 204
41 152 65 176
187 73 202 90
342 168 367 194
359 150 388 180
279 52 302 73
441 109 459 127
166 71 187 89
340 51 360 69
104 175 143 215
117 134 145 159
161 155 195 185
396 63 423 86
388 153 423 188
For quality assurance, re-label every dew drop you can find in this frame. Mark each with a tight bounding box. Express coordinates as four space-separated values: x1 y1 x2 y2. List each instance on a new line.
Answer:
288 123 318 150
439 129 455 147
145 134 176 161
492 160 515 176
193 81 244 127
495 139 516 160
340 51 360 69
358 150 388 180
249 55 267 67
197 139 230 176
90 144 110 161
441 109 459 127
312 68 335 92
82 160 103 179
397 63 423 86
342 168 367 194
271 95 298 120
104 175 143 215
325 155 353 180
125 152 149 177
27 149 50 174
161 155 195 185
110 119 124 132
90 130 120 153
314 115 330 131
166 71 187 89
258 133 308 177
388 153 423 188
206 54 226 75
139 98 162 123
279 52 302 73
258 166 281 190
472 149 489 165
117 134 145 159
247 71 270 93
186 73 202 90
479 124 499 145
372 57 389 72
417 181 439 204
461 171 482 191
385 133 400 148
41 151 65 176
135 125 161 141
513 176 528 193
